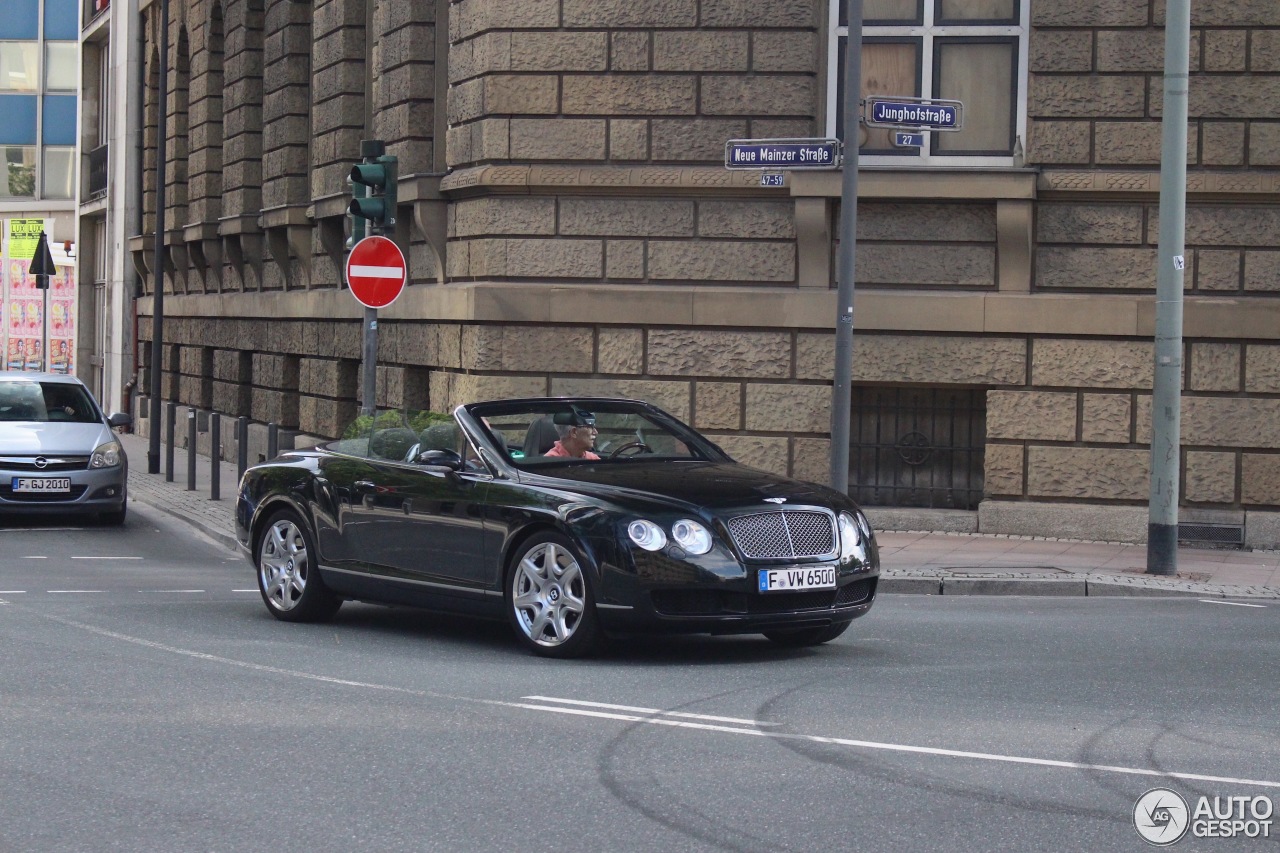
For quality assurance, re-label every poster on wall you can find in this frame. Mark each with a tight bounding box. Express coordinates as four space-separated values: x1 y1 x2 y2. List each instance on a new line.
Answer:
2 218 75 375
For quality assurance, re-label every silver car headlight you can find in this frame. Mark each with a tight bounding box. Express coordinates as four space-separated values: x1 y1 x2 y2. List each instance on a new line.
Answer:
90 439 123 469
627 519 668 551
671 519 713 555
838 511 863 562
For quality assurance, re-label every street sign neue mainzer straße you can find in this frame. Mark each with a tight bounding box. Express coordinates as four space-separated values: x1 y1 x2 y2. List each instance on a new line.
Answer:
725 138 842 170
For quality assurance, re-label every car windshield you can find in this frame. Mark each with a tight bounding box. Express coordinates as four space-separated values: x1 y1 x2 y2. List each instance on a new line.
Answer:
467 400 725 467
0 380 101 424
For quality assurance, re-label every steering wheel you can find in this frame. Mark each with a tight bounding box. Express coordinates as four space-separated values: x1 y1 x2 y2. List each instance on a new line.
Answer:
608 441 651 459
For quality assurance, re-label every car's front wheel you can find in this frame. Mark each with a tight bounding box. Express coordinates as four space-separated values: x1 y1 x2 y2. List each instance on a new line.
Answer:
256 509 341 623
506 532 601 658
762 622 851 648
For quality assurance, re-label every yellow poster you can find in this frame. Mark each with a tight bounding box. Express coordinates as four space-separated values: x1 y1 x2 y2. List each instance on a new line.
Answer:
8 219 46 262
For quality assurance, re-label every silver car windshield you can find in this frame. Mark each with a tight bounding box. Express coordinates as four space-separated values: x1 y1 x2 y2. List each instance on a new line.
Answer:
0 381 101 424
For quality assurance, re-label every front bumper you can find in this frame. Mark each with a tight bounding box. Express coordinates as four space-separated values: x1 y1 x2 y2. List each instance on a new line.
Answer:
0 465 127 516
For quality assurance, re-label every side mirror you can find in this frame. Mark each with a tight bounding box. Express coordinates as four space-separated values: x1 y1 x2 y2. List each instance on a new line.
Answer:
108 412 133 428
416 448 463 471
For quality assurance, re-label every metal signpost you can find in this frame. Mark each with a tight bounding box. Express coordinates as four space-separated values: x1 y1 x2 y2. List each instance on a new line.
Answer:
29 231 56 373
347 140 399 418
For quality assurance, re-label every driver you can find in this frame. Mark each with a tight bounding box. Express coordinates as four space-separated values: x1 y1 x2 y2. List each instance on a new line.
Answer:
545 409 600 459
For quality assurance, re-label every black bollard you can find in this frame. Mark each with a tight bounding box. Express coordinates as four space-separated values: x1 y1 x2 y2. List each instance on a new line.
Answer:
267 422 278 461
165 402 176 482
186 408 197 491
210 413 221 501
236 416 248 479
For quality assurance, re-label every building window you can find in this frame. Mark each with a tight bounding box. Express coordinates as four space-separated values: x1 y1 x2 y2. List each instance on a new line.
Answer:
45 41 77 90
3 145 36 196
0 42 38 91
827 0 1028 167
42 145 73 197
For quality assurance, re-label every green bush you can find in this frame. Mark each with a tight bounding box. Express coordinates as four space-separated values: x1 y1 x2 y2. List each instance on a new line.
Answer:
341 409 452 440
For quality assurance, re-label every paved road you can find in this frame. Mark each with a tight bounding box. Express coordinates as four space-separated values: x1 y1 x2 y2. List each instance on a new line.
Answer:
2 506 1277 852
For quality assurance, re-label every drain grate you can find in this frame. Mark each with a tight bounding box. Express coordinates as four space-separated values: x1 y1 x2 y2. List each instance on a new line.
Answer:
1177 522 1243 549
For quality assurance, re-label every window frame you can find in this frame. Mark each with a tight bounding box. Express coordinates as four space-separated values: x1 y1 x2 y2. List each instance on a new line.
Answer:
826 0 1030 168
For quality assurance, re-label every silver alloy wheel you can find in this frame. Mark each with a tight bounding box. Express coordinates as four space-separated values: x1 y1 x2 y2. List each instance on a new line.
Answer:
259 518 309 612
511 541 586 647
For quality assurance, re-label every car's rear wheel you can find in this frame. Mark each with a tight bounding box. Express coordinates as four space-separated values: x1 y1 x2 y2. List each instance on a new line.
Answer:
762 622 851 648
506 532 601 658
256 509 341 623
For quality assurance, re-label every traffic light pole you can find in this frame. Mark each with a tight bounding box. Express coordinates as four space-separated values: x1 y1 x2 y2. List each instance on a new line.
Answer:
147 0 170 475
349 139 397 418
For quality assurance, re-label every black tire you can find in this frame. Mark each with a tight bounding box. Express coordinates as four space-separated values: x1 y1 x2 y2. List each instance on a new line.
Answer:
763 621 852 648
506 531 602 658
99 500 127 526
255 509 342 623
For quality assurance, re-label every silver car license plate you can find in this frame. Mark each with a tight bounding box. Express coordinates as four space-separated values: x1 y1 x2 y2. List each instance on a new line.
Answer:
12 477 72 493
758 567 836 593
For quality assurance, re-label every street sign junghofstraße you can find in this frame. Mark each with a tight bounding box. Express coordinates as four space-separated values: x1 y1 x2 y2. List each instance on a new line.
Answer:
864 96 964 132
724 138 842 170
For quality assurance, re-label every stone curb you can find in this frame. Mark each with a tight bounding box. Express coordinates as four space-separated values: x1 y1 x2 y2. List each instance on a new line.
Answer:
129 487 239 553
880 572 1280 599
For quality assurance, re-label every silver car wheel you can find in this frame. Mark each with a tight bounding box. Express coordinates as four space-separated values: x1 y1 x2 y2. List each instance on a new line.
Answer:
511 542 586 647
259 518 309 612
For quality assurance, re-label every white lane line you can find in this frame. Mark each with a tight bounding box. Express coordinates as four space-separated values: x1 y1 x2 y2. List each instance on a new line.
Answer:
1199 599 1267 608
522 695 780 727
70 556 142 560
47 590 105 594
21 556 47 559
231 589 257 593
508 700 1280 791
31 614 1280 792
0 590 27 594
0 598 8 605
138 590 206 594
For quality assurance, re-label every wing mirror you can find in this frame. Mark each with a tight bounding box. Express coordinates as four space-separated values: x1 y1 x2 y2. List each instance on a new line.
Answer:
415 448 463 471
108 412 133 429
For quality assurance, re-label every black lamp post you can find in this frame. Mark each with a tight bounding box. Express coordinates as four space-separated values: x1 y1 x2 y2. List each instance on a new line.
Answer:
147 0 168 475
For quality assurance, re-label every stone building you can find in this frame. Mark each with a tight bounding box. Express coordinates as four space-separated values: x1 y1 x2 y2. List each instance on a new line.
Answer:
124 0 1280 545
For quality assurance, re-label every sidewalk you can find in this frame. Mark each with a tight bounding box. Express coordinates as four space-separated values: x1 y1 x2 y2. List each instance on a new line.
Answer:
119 431 1280 600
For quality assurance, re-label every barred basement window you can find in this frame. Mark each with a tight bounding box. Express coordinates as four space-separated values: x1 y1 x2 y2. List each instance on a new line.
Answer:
827 0 1029 167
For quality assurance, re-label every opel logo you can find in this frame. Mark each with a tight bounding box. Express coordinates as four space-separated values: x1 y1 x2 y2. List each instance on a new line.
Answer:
34 457 48 469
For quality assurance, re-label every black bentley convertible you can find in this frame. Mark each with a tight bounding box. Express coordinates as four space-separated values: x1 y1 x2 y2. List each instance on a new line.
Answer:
235 397 879 657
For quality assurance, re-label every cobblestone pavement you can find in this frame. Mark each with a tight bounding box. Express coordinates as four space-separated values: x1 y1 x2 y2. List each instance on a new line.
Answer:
120 432 1280 599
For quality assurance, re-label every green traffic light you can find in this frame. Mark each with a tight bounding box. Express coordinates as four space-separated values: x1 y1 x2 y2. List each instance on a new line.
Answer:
348 155 398 233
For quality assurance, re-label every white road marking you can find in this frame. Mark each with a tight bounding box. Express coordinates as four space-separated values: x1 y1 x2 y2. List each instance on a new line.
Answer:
30 615 1280 792
510 699 1280 790
0 599 8 605
1198 599 1267 608
70 556 142 560
138 589 206 594
231 589 257 593
0 590 27 594
522 695 780 727
47 590 105 594
21 556 47 559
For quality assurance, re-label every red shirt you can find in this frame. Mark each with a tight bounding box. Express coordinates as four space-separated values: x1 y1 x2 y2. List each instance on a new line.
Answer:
545 440 599 460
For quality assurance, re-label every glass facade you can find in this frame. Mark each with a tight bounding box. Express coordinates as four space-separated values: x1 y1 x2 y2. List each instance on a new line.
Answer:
0 0 78 199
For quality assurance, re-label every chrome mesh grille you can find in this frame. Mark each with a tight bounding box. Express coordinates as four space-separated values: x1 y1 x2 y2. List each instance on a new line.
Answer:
725 511 835 559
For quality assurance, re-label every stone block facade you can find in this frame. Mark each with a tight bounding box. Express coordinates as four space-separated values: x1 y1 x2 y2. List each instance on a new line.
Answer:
128 0 1280 546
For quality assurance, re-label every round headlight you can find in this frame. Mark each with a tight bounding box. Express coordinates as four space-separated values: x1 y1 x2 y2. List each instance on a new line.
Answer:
627 519 667 551
838 512 862 562
90 440 122 468
671 519 713 555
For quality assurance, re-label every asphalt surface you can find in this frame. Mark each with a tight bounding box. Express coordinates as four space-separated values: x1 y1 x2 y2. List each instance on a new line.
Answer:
116 430 1280 601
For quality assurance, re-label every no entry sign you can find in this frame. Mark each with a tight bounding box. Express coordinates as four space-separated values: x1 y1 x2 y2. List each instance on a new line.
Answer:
345 235 407 309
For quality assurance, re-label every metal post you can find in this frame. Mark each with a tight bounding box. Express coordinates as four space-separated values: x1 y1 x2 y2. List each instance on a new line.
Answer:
164 401 176 482
1147 0 1191 576
362 309 378 417
186 408 196 490
147 0 170 475
41 279 49 372
236 416 248 479
267 422 279 460
830 0 864 494
210 413 221 501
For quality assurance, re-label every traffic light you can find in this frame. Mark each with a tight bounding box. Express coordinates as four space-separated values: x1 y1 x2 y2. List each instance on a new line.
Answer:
349 144 397 235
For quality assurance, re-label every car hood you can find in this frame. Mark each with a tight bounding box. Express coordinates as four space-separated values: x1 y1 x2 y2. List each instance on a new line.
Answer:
0 422 113 455
528 461 849 514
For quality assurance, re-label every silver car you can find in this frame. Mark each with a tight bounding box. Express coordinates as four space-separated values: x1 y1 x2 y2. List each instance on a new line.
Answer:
0 372 132 524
